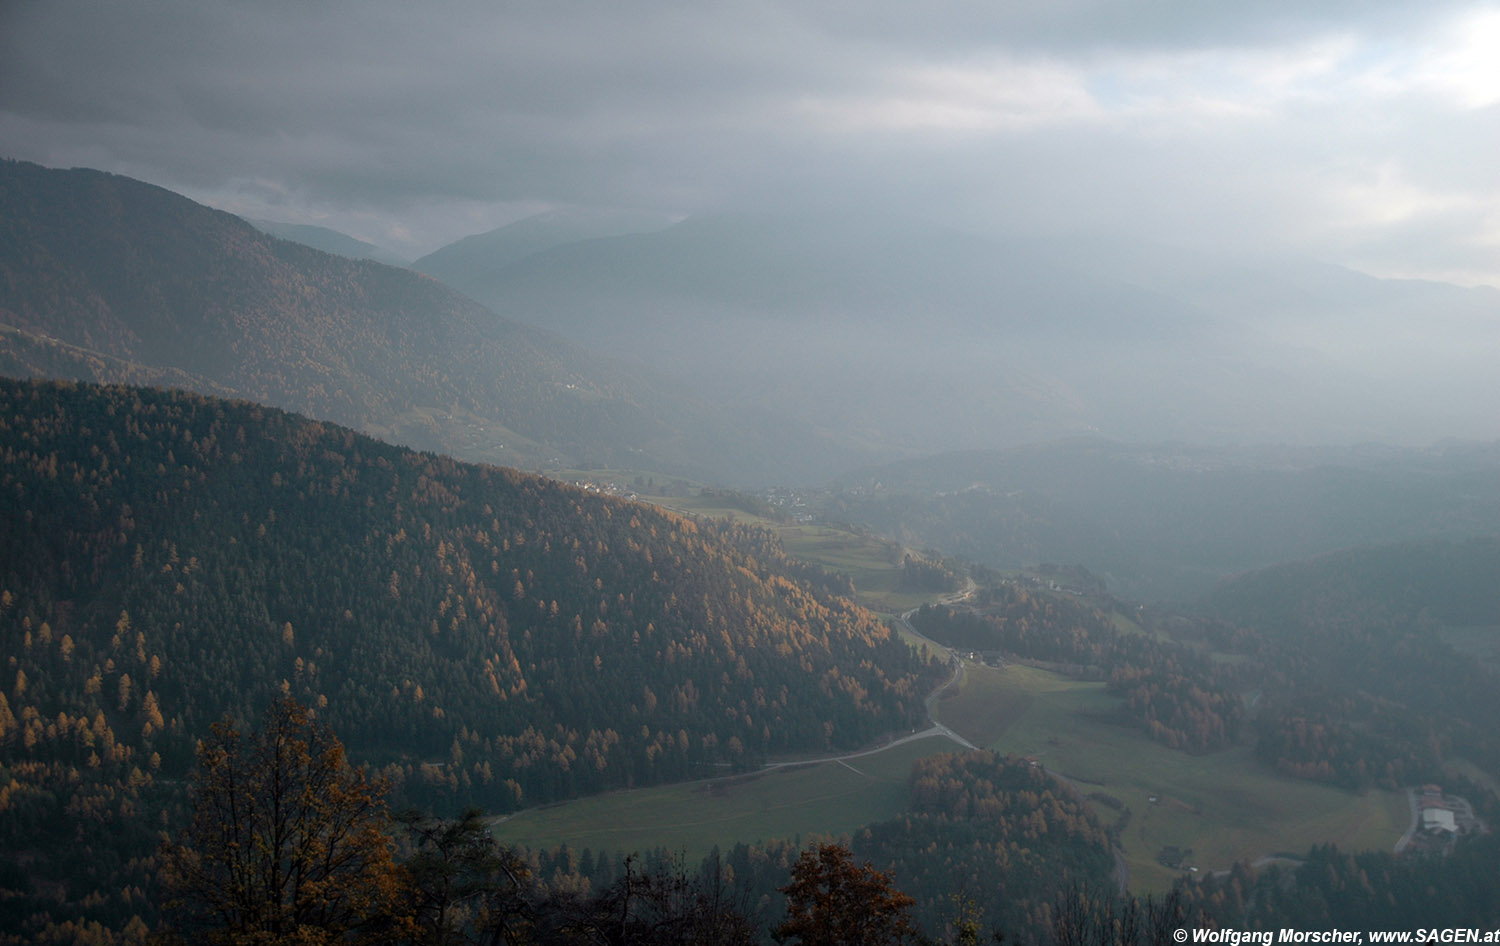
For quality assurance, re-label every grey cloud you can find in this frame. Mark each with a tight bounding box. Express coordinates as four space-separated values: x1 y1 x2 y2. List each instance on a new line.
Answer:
2 0 1496 279
796 0 1477 53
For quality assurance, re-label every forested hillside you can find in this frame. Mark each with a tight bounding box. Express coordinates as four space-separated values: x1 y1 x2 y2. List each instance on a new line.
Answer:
914 538 1500 792
1202 538 1500 789
0 378 934 798
1205 536 1500 633
0 378 939 937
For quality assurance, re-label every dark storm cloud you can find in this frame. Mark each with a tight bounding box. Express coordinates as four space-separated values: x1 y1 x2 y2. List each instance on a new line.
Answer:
3 2 863 213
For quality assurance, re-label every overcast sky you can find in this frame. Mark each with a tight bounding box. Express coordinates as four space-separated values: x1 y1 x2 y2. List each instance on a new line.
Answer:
3 0 1497 284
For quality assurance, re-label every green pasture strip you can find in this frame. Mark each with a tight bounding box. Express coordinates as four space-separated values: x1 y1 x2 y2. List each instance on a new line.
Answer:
949 662 1409 895
774 524 924 612
490 734 967 863
895 623 941 656
1110 611 1163 640
651 495 761 522
931 660 1034 749
645 497 925 614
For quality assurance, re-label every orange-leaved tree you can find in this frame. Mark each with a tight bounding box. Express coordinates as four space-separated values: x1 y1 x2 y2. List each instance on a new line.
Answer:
774 842 920 946
158 698 406 945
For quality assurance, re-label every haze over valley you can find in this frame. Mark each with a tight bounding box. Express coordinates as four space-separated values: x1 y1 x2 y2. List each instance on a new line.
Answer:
412 208 1500 463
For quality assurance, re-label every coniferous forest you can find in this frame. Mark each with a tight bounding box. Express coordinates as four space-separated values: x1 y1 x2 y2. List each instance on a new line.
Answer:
0 377 940 941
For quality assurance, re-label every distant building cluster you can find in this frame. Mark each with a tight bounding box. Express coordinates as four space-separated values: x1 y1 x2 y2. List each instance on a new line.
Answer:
960 650 1005 668
569 478 638 500
755 487 818 522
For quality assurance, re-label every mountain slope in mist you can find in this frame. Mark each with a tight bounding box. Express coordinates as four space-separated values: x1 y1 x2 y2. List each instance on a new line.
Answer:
247 217 411 266
824 439 1500 601
1205 535 1500 635
0 160 888 483
422 211 1500 455
412 207 672 287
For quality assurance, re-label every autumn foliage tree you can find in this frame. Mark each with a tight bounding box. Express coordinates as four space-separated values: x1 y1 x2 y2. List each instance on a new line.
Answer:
774 843 919 946
158 698 405 945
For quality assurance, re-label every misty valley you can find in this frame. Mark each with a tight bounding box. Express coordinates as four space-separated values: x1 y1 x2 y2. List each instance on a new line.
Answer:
3 159 1500 944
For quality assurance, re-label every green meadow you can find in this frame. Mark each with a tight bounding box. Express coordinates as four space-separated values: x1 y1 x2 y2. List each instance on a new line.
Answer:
776 522 932 613
490 656 1412 895
490 733 968 862
648 493 928 614
933 661 1411 892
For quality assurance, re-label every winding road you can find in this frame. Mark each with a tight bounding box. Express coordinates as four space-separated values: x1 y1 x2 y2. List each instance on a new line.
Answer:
764 611 979 772
897 580 1133 894
897 603 978 752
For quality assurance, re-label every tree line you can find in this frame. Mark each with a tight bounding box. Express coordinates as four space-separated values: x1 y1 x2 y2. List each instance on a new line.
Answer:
139 698 1042 945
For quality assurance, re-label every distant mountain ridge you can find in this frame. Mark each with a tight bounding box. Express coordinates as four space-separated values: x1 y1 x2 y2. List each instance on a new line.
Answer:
412 206 673 286
247 217 410 266
6 157 1495 486
0 159 884 483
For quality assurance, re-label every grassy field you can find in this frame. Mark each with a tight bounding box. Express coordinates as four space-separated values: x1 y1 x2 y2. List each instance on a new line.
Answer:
775 523 932 614
929 660 1034 748
644 494 928 615
494 657 1412 893
490 733 968 862
934 661 1411 892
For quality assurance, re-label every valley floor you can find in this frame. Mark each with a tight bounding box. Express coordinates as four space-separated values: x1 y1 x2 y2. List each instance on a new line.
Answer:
933 659 1412 893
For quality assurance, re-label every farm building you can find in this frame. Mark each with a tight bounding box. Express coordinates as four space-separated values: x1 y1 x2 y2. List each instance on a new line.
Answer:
1422 807 1458 835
